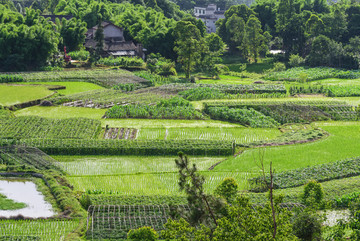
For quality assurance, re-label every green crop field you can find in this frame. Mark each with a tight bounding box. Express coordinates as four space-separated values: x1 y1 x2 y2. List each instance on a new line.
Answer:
19 81 104 95
0 84 54 106
15 106 106 119
214 122 360 173
55 155 226 175
3 66 360 240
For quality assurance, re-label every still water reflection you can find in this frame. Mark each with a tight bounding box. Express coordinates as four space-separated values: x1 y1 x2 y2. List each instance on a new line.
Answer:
0 179 55 218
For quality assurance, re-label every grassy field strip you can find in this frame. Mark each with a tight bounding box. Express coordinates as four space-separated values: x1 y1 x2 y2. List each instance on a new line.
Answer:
136 127 280 142
67 171 256 195
191 97 346 110
14 107 244 128
55 156 226 175
17 81 104 95
314 78 360 86
15 106 106 119
214 123 360 173
101 119 243 128
0 219 79 241
0 84 54 106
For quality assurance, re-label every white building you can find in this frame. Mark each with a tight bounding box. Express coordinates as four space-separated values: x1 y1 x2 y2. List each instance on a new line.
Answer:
194 4 225 33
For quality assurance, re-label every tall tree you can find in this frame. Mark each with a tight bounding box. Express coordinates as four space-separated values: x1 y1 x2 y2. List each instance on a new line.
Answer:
245 14 267 63
225 14 246 53
173 20 206 79
56 17 87 52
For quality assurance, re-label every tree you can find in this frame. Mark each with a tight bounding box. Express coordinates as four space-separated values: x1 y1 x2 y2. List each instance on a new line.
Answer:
173 21 206 79
305 14 325 38
245 14 267 63
94 21 104 59
306 35 331 66
225 14 246 54
174 152 219 226
0 8 59 71
56 17 87 52
346 36 360 68
214 177 238 203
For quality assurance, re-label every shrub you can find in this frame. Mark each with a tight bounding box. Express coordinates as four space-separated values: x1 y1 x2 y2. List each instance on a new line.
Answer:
292 209 323 241
127 226 159 241
0 75 23 83
289 54 305 67
67 50 90 61
302 180 324 208
214 177 238 203
269 62 286 72
98 56 144 67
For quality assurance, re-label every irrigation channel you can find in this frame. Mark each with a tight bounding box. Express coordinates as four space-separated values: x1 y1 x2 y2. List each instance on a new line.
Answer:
0 179 55 218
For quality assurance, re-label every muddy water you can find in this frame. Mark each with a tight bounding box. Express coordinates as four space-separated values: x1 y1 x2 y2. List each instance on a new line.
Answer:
0 179 55 218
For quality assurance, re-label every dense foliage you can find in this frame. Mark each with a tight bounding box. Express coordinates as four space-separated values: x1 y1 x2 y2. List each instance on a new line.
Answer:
105 97 203 119
264 67 360 82
206 106 279 128
16 139 234 156
205 100 359 124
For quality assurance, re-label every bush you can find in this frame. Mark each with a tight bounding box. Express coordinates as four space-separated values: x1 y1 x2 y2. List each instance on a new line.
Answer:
292 209 323 241
0 75 23 83
268 62 286 72
98 56 144 67
214 177 238 203
302 180 324 208
289 54 305 67
67 50 90 61
127 226 159 241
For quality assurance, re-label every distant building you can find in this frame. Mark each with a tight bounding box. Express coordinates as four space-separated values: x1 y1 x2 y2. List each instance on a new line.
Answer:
85 21 146 59
194 4 225 33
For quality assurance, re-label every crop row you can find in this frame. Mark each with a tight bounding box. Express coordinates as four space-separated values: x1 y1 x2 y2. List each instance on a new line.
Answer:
0 74 23 83
104 97 203 119
134 71 185 86
11 69 151 88
88 195 187 206
249 157 360 192
289 85 360 97
0 116 101 139
204 102 358 124
50 88 173 107
104 105 204 119
179 87 286 101
0 145 62 171
206 106 279 128
264 67 360 82
87 205 185 240
159 83 286 94
18 139 234 156
0 219 79 241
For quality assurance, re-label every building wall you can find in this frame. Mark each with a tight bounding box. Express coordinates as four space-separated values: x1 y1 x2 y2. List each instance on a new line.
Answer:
194 7 206 17
103 25 124 39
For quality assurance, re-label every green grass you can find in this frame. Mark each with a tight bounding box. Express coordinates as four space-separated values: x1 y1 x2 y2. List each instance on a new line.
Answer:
214 122 360 174
0 84 54 106
0 193 27 210
55 155 226 175
15 106 106 119
313 78 360 86
191 96 345 110
334 97 360 106
0 219 80 241
197 76 256 85
137 127 280 143
18 82 104 95
67 171 250 195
